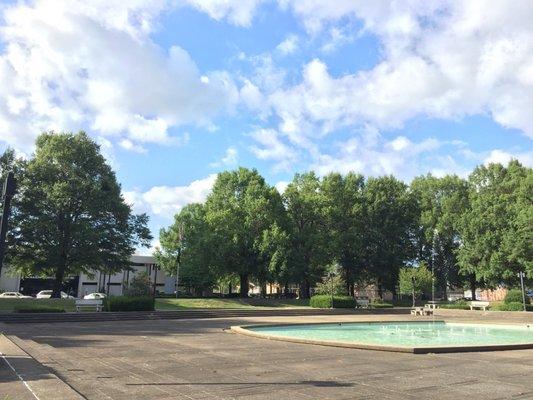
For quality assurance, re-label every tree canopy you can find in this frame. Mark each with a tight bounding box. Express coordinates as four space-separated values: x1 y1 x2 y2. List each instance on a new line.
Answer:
7 132 152 297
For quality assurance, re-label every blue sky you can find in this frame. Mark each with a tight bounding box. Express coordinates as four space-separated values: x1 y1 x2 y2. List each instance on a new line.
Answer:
0 1 532 249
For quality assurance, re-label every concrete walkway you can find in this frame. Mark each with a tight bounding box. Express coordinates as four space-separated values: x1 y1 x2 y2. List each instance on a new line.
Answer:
0 335 84 400
1 312 532 399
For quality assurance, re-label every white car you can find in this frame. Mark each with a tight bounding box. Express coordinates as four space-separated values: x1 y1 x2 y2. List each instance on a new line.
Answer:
36 290 74 299
83 292 107 300
0 292 32 299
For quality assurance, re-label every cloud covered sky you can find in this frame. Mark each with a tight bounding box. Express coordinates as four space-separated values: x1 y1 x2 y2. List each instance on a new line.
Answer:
1 0 532 249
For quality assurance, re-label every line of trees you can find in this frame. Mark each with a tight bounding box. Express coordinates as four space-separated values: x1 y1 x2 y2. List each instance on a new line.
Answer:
156 162 532 299
1 132 152 298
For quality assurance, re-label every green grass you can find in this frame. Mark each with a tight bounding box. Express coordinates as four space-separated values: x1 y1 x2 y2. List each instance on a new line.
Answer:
0 298 75 312
155 298 310 310
0 297 311 312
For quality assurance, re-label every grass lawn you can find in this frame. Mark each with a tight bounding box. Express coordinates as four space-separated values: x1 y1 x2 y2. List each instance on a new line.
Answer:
0 297 310 312
0 298 76 312
155 298 310 310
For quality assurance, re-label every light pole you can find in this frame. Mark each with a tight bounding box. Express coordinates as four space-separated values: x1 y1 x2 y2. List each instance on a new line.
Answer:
329 272 335 309
519 271 527 312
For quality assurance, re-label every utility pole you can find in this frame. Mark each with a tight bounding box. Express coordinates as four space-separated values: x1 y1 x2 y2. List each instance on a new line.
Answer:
0 172 16 277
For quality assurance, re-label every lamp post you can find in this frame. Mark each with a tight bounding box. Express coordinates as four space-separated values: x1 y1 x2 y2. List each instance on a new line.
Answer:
329 272 335 309
519 271 527 312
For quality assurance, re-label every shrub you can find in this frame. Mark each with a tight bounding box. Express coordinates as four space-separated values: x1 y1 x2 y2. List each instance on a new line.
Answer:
14 306 65 313
504 289 530 304
497 301 525 311
439 300 470 310
104 296 154 311
371 301 393 308
310 295 356 308
124 272 152 297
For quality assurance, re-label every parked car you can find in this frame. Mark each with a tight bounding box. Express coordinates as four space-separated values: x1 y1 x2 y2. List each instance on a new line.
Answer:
36 290 74 299
0 292 32 299
83 292 107 300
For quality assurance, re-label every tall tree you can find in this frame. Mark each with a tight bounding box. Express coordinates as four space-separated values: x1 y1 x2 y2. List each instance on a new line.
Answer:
284 172 328 298
156 203 219 295
204 168 284 297
8 132 152 297
410 174 469 296
321 172 365 295
362 176 418 298
457 161 532 292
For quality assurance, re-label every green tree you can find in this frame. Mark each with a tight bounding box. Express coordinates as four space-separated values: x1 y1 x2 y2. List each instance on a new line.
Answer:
410 174 469 296
283 172 328 298
457 161 532 293
321 172 365 295
156 203 219 296
362 176 418 298
8 132 152 297
204 168 284 297
399 263 434 307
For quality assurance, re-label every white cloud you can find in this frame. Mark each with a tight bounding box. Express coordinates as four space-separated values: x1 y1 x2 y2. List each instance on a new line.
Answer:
249 128 298 172
0 0 238 152
311 127 457 180
211 146 238 167
276 34 299 55
181 0 265 27
119 139 147 153
123 174 217 220
484 149 533 167
245 1 533 147
274 180 289 194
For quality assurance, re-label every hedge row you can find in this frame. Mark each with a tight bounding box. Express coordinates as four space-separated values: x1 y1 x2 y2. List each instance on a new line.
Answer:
504 289 530 304
14 306 65 313
310 295 356 308
104 296 154 312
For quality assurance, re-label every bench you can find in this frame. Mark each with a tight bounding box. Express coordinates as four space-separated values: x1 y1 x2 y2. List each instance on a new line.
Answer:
356 299 370 308
75 299 103 312
410 306 433 316
469 301 489 311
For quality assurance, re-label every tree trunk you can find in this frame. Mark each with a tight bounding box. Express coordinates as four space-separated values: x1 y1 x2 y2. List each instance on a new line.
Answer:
260 282 267 298
470 275 477 301
239 273 249 298
377 280 383 300
228 282 232 295
51 265 65 298
412 289 415 308
299 279 310 299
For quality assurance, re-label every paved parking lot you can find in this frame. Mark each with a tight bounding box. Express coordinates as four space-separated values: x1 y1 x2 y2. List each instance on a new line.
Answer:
1 312 533 400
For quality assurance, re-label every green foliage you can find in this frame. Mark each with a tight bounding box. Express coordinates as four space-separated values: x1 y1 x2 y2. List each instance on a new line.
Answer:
14 306 65 313
124 272 151 297
7 132 152 297
504 289 530 304
496 302 525 311
204 168 285 297
321 173 365 294
439 300 470 310
104 296 154 311
363 176 418 295
399 263 434 306
310 295 356 308
283 172 329 298
370 299 393 308
457 161 532 286
410 175 469 292
314 271 347 296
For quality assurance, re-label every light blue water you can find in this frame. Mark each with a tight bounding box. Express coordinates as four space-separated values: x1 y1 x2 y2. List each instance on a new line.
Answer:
249 322 533 348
